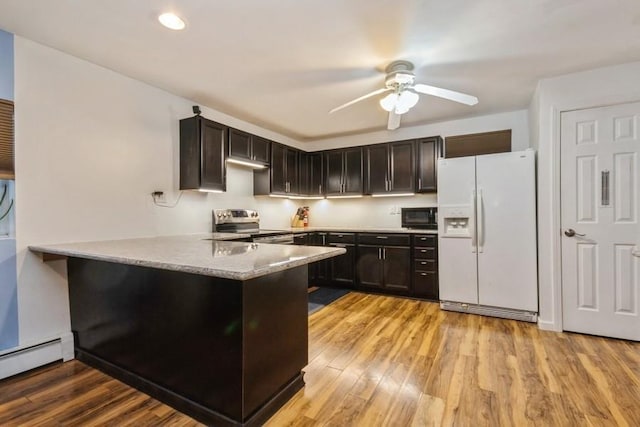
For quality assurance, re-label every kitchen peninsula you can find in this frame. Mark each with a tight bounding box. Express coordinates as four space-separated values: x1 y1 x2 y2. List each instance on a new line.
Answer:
30 234 345 427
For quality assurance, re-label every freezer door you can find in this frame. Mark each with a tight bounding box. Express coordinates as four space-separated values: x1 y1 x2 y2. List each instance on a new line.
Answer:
475 151 538 311
437 156 479 304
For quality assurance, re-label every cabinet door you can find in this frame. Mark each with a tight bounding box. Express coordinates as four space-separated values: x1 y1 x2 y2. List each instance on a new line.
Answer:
357 245 384 288
414 271 439 300
309 153 323 196
416 136 442 192
200 119 227 191
285 148 299 194
270 143 287 194
251 136 270 164
365 144 389 194
228 128 251 160
389 140 415 193
293 233 308 245
330 244 356 287
298 152 310 195
324 151 344 195
383 246 411 292
343 147 363 194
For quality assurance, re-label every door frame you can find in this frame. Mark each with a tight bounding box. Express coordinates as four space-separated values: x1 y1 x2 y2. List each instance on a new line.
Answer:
548 96 640 332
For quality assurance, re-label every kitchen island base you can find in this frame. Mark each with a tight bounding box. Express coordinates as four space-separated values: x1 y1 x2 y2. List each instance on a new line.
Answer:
67 257 309 426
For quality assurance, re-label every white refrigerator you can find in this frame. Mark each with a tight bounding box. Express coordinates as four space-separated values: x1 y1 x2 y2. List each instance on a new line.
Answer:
437 150 538 321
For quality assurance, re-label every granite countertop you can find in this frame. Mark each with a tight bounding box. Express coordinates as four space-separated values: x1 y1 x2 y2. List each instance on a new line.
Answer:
29 233 345 281
286 227 438 235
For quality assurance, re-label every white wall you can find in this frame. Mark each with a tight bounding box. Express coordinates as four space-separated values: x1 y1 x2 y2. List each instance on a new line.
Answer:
532 60 640 330
306 194 436 229
12 37 297 351
303 110 529 152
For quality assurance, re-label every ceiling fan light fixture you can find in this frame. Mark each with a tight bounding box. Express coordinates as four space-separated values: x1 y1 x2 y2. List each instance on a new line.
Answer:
394 91 419 114
394 73 414 84
380 93 398 112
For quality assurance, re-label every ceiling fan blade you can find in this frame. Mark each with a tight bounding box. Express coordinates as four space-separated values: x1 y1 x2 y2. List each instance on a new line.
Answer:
387 111 401 130
329 88 391 114
413 84 478 106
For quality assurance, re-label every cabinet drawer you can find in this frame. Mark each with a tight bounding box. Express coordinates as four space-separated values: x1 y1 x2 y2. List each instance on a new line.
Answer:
358 233 410 246
414 259 437 272
327 232 356 244
412 234 437 247
414 271 438 300
414 247 437 259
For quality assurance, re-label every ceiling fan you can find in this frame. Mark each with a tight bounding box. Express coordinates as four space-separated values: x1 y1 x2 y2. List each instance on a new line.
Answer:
329 60 479 130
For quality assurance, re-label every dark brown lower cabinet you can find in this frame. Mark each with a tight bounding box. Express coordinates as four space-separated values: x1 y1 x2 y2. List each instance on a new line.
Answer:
329 244 356 287
413 234 439 300
308 232 330 286
356 245 384 289
308 231 437 300
356 244 411 293
326 232 356 287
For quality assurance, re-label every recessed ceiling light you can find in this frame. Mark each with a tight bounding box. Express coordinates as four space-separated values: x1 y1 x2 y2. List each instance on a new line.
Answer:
158 13 186 30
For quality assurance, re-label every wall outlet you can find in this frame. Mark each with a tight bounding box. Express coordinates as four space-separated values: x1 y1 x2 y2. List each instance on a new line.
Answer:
152 191 166 203
388 206 395 215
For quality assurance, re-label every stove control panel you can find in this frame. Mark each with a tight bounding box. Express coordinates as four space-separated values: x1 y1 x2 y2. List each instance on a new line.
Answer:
213 209 259 225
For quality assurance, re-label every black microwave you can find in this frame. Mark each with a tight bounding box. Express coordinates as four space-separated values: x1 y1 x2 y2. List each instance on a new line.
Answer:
401 207 438 230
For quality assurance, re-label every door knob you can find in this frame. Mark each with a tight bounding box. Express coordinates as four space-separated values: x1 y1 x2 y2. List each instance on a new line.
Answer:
564 229 585 237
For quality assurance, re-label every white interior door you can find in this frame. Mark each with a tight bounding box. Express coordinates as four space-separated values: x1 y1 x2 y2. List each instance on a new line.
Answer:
561 102 640 341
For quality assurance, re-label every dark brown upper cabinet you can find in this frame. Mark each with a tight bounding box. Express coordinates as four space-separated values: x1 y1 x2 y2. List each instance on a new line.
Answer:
254 143 299 195
228 128 270 166
365 140 415 195
180 115 227 192
299 152 324 197
416 136 443 193
324 147 363 197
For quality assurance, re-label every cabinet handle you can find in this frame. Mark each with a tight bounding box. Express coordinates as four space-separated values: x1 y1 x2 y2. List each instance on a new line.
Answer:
322 235 326 245
418 178 422 189
383 248 386 259
319 184 322 194
421 249 427 253
376 236 388 239
378 248 382 259
333 243 347 248
420 272 427 276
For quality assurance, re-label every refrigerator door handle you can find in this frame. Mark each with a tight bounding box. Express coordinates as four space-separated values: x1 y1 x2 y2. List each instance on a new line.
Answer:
477 188 484 253
470 190 477 253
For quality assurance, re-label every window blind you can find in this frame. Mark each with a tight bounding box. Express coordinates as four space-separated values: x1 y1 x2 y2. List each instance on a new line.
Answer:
0 99 14 179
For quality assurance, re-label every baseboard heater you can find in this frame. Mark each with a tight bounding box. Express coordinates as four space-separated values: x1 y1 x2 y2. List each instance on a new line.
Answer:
440 301 538 323
0 333 74 380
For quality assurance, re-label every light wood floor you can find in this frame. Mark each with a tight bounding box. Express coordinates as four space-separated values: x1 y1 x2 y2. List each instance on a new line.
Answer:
1 292 639 426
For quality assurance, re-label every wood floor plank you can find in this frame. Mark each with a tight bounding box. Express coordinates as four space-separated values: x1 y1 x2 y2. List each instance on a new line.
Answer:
1 292 639 426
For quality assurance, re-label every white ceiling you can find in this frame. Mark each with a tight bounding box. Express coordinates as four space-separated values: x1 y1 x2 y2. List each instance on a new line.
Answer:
1 0 640 142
